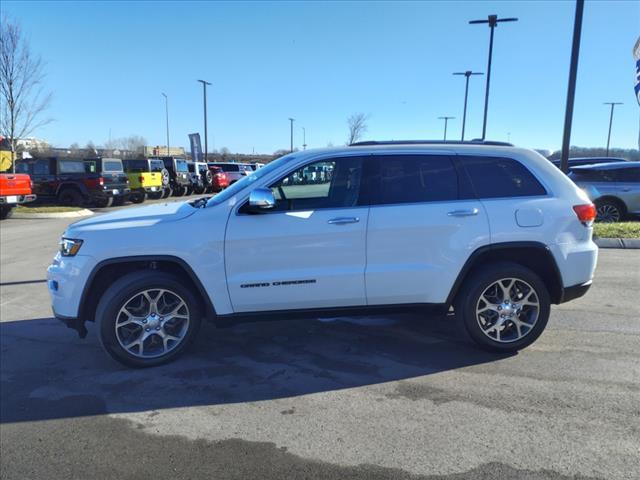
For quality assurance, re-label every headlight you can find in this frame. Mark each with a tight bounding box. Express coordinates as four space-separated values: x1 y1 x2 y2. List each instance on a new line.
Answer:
60 238 83 257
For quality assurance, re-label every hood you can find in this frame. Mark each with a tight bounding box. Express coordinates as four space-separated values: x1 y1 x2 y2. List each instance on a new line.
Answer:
68 201 197 233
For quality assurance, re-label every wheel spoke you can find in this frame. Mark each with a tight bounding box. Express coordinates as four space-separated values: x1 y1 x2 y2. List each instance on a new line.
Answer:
498 279 515 302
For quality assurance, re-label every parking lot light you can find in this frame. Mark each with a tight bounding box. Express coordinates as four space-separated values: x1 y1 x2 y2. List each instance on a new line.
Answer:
438 116 455 141
453 71 484 141
603 102 623 156
197 80 212 162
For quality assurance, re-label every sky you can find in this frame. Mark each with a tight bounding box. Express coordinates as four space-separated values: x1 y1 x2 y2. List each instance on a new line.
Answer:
3 0 639 154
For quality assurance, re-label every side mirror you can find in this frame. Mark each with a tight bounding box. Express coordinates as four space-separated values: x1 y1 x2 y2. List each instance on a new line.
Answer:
249 188 275 210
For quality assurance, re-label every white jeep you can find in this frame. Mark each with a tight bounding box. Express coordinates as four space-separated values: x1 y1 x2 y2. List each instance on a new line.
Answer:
48 141 598 367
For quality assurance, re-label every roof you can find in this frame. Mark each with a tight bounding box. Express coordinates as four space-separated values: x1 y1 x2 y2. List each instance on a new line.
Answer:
350 139 513 147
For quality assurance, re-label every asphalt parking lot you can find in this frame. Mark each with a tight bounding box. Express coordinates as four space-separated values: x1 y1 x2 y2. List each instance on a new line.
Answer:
1 210 639 480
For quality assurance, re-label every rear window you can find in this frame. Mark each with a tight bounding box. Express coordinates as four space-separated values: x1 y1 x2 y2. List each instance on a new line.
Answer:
215 163 240 172
459 156 547 198
103 159 123 172
175 160 189 172
366 155 459 205
149 160 164 172
123 159 147 172
59 160 86 174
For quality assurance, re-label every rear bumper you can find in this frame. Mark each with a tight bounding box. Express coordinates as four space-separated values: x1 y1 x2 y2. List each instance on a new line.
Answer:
91 187 131 200
0 194 36 205
560 280 592 303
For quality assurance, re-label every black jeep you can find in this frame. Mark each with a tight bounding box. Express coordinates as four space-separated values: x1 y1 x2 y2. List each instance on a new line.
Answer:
155 157 190 197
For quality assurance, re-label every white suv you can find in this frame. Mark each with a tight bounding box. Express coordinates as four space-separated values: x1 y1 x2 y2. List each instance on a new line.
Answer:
48 141 598 367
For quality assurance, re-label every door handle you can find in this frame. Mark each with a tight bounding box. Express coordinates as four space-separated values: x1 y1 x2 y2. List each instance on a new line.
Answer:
447 208 479 217
328 217 360 225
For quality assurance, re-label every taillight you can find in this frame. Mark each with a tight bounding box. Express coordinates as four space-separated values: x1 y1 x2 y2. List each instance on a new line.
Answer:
139 176 144 183
573 204 596 226
98 177 105 186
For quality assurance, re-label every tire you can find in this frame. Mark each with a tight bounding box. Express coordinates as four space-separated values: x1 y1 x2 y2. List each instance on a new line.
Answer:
130 191 146 204
173 186 186 197
160 168 170 187
0 205 14 220
454 262 550 353
185 186 194 196
595 198 624 223
147 191 163 200
193 186 205 195
112 196 126 206
58 188 84 207
96 271 203 368
162 187 172 199
93 197 113 208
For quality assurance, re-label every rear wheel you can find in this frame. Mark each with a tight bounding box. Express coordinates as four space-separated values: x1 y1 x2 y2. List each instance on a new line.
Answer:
58 188 84 207
173 186 186 197
96 271 202 368
185 186 194 196
454 262 550 353
162 187 172 199
0 205 14 220
595 199 624 223
130 191 146 204
93 197 113 208
193 186 205 195
112 196 126 206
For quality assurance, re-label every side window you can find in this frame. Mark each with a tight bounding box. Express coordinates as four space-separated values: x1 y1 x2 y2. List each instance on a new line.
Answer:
33 159 51 175
268 157 362 211
15 162 30 174
59 160 85 174
84 161 97 173
459 156 547 198
612 168 640 182
366 155 459 205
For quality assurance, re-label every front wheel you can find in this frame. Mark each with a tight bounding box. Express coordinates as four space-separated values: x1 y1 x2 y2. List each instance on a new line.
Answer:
0 205 14 220
454 262 550 353
96 271 203 367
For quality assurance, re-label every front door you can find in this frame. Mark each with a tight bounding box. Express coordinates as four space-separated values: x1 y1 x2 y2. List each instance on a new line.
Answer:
225 156 368 312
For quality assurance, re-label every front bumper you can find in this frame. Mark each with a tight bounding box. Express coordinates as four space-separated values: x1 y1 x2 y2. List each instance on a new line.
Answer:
54 310 87 338
47 253 95 320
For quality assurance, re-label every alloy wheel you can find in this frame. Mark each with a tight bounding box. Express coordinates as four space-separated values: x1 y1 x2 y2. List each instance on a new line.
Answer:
475 277 540 343
115 289 190 358
596 204 621 223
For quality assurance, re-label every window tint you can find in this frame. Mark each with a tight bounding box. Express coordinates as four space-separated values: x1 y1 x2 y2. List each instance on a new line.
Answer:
103 160 123 172
123 159 147 172
59 160 85 174
33 159 50 175
459 156 547 198
216 164 240 172
366 155 459 205
268 157 362 211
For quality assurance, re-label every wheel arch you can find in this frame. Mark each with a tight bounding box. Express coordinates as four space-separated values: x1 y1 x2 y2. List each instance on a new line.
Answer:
447 242 564 306
78 255 217 324
56 182 88 198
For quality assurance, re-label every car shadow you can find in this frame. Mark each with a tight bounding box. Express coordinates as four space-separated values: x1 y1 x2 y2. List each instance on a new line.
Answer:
0 313 513 424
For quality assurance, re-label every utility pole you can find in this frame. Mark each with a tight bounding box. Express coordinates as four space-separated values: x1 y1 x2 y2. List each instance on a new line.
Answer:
302 127 307 150
288 118 295 152
560 0 585 174
438 116 455 141
197 80 212 161
453 70 484 140
469 14 518 140
161 93 170 155
603 102 623 156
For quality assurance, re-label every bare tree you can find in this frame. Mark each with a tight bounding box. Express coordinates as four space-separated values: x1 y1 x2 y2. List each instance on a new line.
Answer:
220 147 231 161
346 113 368 145
0 17 52 171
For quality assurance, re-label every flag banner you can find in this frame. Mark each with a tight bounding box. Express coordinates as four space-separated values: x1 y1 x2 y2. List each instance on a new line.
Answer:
189 133 203 162
634 37 640 105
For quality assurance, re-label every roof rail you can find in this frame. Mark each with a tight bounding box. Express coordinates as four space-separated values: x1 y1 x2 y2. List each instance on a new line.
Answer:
349 139 514 147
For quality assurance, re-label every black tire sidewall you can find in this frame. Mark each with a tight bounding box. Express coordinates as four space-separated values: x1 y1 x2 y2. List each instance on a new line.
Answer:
455 262 551 352
97 271 203 368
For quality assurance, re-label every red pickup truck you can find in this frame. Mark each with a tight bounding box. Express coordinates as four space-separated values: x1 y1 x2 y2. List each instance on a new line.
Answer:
0 173 36 219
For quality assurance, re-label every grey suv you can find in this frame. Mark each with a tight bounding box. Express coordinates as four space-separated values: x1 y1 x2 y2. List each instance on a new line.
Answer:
569 161 640 222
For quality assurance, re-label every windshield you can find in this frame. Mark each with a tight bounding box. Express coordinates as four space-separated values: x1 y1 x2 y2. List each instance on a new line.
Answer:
207 154 296 207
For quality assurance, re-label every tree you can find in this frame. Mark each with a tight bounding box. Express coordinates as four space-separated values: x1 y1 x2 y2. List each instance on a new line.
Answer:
220 147 231 161
0 17 52 172
346 113 368 145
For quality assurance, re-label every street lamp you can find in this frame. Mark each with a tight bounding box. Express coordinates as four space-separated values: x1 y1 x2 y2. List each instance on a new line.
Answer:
453 70 484 141
603 102 623 156
438 116 455 141
302 127 307 150
288 118 295 152
197 79 212 162
161 93 170 156
469 14 518 140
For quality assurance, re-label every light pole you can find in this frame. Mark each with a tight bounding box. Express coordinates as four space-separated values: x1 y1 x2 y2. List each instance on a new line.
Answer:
469 14 518 140
560 0 584 174
604 102 623 156
438 116 455 141
161 93 170 155
288 118 295 152
453 70 484 141
197 79 212 162
302 127 307 150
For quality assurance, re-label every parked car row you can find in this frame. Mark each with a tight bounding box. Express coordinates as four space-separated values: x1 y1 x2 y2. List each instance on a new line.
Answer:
10 157 265 210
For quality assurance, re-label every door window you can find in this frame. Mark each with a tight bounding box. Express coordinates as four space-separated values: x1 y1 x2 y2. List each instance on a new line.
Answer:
33 159 51 175
365 155 459 205
459 156 547 198
268 157 362 211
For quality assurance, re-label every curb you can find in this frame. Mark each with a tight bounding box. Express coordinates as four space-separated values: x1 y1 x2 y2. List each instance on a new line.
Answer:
11 209 95 219
594 238 640 249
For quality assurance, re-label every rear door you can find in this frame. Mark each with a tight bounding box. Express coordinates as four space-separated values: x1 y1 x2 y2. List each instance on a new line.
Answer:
225 156 368 312
100 158 128 192
29 158 56 198
364 154 489 305
612 167 640 214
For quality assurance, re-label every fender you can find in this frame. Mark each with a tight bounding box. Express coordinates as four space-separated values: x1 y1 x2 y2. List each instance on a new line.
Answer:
77 255 217 323
445 241 564 306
